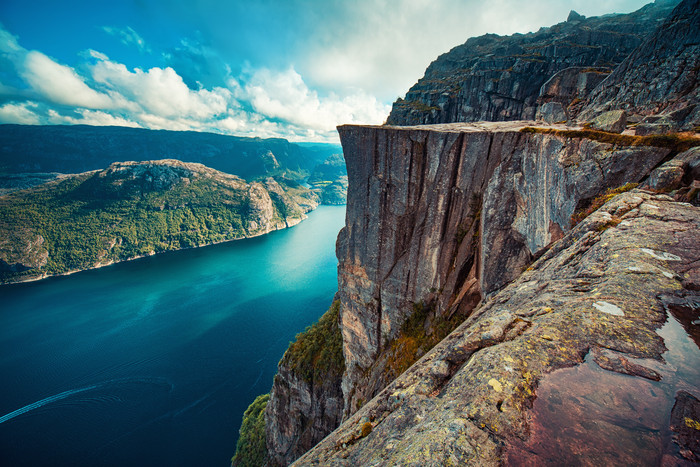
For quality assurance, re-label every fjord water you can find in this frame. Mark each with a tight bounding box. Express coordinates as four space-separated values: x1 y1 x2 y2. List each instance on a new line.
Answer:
0 205 346 466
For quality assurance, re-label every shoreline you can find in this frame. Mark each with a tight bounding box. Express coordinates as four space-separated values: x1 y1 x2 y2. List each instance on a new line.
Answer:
1 211 316 286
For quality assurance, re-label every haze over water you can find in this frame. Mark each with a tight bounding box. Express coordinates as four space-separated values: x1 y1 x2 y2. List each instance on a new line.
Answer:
0 205 345 466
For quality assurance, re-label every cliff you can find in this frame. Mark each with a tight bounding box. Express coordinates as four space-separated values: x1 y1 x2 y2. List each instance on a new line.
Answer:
0 159 318 283
259 120 699 464
333 122 695 418
578 0 700 131
296 155 700 464
385 1 679 126
252 1 700 464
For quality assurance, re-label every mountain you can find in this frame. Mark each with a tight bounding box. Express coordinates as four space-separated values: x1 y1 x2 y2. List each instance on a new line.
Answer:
307 153 348 205
233 0 700 465
0 124 334 182
385 0 679 126
0 159 318 283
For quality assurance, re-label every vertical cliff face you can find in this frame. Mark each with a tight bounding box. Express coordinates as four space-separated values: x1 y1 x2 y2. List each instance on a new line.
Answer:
336 122 671 415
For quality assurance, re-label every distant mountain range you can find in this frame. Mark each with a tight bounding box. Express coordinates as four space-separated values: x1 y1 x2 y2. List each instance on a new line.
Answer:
0 124 341 180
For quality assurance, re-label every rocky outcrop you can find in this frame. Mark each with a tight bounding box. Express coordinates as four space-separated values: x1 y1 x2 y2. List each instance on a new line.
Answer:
385 1 678 126
335 121 674 416
579 0 700 130
256 2 700 464
264 301 345 467
295 167 700 465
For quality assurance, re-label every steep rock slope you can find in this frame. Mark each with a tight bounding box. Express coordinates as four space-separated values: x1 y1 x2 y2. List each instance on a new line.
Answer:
0 159 318 283
578 0 700 129
263 301 345 467
260 120 699 465
386 1 678 126
296 180 700 465
335 122 678 415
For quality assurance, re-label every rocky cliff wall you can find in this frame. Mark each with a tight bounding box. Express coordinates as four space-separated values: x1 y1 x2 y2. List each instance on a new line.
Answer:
385 1 678 126
295 147 700 465
578 0 700 129
335 121 671 416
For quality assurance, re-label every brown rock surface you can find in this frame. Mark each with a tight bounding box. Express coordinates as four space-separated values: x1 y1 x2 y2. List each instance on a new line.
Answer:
334 122 670 417
295 189 700 466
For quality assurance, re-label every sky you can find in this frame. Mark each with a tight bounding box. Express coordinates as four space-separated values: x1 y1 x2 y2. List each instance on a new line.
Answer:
0 0 652 143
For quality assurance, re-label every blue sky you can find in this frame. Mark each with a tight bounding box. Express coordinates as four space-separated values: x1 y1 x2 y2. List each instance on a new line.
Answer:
0 0 651 143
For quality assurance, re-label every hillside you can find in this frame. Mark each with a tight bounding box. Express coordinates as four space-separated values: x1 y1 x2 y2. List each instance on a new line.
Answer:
0 159 318 283
0 124 334 182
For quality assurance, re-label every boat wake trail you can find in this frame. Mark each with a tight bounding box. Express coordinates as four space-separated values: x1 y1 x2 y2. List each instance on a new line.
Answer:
0 377 172 424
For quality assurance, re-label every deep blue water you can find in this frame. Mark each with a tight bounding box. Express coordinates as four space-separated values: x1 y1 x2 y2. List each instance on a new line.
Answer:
0 205 346 466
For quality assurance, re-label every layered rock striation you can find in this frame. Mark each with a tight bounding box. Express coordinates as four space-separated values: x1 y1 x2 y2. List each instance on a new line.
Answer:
334 122 676 416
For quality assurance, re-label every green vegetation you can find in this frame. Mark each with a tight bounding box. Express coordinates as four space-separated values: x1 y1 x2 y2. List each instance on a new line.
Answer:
519 127 700 153
0 161 316 283
282 300 345 384
385 301 467 379
571 182 639 226
231 394 269 467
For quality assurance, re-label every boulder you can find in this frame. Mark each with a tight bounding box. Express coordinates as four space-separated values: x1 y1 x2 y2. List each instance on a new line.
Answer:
589 110 627 133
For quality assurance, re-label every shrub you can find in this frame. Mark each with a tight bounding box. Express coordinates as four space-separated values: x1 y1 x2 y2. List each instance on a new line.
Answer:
282 300 345 384
231 394 269 467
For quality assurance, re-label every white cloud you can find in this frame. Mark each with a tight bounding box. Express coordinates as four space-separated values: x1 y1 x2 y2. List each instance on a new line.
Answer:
0 102 41 125
300 0 650 100
102 26 150 53
47 108 140 128
22 51 112 108
242 67 390 132
90 59 231 119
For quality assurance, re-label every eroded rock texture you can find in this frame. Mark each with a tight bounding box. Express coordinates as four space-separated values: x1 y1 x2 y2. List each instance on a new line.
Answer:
579 0 700 129
385 1 678 126
295 185 700 466
335 121 670 416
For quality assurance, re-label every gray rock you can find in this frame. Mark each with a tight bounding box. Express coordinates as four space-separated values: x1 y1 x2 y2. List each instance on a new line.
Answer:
334 121 669 418
579 0 700 130
634 122 673 135
386 1 678 126
295 190 700 466
589 109 627 133
536 102 568 123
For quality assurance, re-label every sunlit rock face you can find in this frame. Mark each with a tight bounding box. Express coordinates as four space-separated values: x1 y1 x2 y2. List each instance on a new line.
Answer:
297 160 700 466
336 121 670 417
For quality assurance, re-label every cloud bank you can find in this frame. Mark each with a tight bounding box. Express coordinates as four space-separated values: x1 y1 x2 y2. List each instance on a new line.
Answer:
0 25 389 142
0 0 649 142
